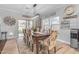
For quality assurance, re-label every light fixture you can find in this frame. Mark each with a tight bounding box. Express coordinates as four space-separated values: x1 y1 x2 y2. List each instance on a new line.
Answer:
33 4 37 7
22 4 38 18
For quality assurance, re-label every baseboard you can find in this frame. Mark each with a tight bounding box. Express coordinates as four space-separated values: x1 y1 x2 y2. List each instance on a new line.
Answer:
57 39 70 45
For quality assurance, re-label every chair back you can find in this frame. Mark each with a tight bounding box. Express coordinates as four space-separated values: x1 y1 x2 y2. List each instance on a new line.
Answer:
28 29 32 41
23 29 26 36
50 31 57 41
48 31 57 46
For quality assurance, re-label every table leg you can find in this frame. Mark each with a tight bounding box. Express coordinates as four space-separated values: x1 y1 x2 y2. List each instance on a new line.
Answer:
36 38 39 54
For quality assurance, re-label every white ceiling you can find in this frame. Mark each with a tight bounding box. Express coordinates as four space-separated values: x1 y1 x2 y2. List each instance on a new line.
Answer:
0 4 67 19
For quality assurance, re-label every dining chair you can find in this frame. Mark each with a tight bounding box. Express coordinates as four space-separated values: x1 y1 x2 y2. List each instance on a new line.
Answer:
23 29 29 46
23 29 27 44
23 29 31 46
40 31 57 54
36 28 40 32
27 29 34 52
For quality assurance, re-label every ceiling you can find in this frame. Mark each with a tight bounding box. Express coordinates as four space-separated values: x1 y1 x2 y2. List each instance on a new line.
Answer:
0 4 67 19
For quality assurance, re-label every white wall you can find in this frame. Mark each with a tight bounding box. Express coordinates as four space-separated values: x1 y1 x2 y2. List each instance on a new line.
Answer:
0 17 18 40
56 5 79 44
41 5 79 44
55 6 70 44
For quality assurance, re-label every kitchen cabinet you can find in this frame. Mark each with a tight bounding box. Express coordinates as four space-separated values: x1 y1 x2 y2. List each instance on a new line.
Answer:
70 19 77 29
70 18 79 29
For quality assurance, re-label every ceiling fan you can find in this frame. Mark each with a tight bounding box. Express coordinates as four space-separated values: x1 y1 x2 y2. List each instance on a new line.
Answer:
22 4 38 18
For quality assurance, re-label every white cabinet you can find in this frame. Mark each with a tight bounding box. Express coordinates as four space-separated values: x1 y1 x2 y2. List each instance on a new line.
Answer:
76 19 79 29
61 19 70 29
70 19 77 29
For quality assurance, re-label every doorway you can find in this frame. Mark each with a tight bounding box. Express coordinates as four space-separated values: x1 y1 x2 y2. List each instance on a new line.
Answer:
18 20 26 39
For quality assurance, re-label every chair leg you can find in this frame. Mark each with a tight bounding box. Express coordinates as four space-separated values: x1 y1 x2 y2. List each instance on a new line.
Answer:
28 42 30 47
27 39 29 46
48 50 50 54
54 47 56 53
32 44 34 52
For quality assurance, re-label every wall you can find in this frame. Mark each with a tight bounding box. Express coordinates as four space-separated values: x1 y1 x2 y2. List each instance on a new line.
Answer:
0 17 18 40
41 5 79 44
56 5 79 44
55 6 70 44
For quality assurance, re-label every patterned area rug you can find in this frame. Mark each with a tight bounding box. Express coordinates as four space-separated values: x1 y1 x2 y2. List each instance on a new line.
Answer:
17 37 79 54
1 38 79 54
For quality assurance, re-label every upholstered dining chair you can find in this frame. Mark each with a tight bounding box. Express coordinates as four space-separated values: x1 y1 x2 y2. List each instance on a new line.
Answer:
23 29 27 44
27 29 34 51
40 31 57 54
23 29 30 46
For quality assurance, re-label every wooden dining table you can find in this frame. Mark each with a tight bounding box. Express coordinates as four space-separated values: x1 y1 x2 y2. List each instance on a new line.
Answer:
32 32 50 54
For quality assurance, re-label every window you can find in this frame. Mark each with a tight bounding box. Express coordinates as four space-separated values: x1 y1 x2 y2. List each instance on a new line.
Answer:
50 16 60 30
51 16 59 25
18 20 26 37
18 20 33 38
42 16 59 31
26 20 33 29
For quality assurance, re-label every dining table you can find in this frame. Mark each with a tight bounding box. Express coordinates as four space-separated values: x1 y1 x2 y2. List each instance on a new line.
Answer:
32 32 50 54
